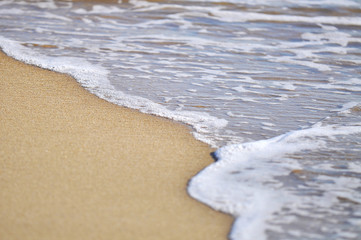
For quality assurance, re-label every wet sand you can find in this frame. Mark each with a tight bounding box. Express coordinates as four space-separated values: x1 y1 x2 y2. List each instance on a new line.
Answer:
0 51 233 239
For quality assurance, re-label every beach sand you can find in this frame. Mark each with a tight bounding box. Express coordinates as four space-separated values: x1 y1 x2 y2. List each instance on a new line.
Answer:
0 51 232 239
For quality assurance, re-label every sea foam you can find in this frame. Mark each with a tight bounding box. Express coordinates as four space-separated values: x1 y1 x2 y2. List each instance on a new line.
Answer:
189 123 361 240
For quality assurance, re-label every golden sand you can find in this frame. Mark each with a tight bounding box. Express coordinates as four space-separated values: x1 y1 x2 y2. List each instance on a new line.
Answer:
0 51 232 239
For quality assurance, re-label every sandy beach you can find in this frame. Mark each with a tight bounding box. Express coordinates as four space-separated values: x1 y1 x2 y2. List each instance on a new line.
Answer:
0 50 232 239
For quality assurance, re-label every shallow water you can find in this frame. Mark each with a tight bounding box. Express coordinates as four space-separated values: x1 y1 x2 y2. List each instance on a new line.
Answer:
1 0 360 239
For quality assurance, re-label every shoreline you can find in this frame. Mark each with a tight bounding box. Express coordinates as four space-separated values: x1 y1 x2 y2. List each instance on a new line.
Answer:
0 51 233 239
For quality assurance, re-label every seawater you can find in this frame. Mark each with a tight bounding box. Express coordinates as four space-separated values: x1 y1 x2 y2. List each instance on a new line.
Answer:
0 0 360 239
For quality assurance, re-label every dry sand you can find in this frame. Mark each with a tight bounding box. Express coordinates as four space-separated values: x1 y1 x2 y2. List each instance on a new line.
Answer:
0 51 233 239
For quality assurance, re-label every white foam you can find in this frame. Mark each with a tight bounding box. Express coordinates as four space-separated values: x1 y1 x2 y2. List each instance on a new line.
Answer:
42 12 71 22
187 0 360 7
270 56 332 71
0 8 24 14
302 31 361 47
271 82 297 91
209 10 361 26
188 124 361 240
233 85 248 93
73 5 125 14
36 1 58 9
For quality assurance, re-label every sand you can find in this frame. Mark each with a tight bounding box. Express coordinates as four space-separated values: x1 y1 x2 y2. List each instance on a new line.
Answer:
0 51 233 240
